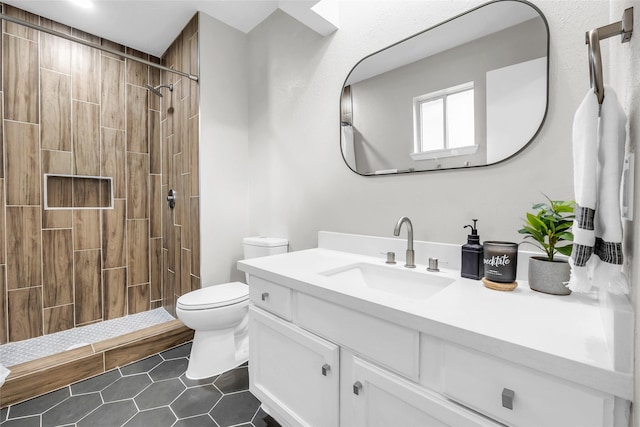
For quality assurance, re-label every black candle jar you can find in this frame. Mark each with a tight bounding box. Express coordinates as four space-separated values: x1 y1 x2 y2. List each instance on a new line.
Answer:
483 241 518 283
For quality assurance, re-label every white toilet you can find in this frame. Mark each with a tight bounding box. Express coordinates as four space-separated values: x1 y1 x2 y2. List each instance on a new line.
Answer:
177 236 288 379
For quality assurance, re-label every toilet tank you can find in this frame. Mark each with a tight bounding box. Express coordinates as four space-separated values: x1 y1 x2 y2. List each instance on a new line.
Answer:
243 236 288 260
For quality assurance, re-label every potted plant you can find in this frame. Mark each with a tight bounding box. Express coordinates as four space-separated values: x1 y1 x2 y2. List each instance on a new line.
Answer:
518 198 575 295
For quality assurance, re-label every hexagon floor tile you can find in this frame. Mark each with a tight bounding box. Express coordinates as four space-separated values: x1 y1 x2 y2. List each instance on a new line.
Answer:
2 342 282 427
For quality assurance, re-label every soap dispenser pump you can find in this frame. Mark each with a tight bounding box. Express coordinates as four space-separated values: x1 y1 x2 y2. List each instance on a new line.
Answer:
461 219 483 280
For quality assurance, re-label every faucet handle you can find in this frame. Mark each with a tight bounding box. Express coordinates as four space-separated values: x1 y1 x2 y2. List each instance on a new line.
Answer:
382 252 396 264
427 258 439 272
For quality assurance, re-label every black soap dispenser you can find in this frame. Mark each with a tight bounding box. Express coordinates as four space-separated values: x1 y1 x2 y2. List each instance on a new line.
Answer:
461 219 483 280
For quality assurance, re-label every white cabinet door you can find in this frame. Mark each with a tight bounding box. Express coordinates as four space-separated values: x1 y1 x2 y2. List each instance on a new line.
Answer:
348 356 499 427
249 306 339 427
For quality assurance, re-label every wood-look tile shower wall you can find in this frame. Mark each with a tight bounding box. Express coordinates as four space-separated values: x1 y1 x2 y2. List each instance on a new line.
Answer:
0 5 200 344
160 15 200 317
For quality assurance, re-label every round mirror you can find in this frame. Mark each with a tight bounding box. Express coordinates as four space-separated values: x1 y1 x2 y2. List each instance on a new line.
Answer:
340 0 549 175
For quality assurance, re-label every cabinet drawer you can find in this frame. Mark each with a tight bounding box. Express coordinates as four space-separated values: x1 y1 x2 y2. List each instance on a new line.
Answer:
248 275 292 320
296 293 419 381
442 344 612 427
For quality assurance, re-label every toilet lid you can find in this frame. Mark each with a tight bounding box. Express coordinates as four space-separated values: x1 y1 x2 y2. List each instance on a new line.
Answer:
177 282 248 310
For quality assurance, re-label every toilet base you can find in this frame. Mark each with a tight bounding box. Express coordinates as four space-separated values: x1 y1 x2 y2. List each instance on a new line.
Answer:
185 323 249 380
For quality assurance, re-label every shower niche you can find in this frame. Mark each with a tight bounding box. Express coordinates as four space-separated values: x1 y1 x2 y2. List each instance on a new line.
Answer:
44 174 114 210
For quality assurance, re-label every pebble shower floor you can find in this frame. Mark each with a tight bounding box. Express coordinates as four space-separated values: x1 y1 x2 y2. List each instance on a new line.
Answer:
0 342 281 427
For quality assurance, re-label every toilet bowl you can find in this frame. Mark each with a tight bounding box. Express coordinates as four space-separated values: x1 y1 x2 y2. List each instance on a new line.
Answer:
176 236 288 379
177 282 249 379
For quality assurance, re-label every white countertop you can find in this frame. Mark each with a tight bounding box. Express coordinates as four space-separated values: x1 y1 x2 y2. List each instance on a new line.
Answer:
238 247 633 400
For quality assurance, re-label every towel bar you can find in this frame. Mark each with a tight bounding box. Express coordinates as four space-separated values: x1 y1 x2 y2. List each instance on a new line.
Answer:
585 7 633 105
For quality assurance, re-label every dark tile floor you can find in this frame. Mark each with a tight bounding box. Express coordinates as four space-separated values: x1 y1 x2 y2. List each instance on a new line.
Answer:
1 342 280 427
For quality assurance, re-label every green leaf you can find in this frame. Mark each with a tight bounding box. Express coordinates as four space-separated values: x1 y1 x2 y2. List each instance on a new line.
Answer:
556 245 573 256
526 213 548 233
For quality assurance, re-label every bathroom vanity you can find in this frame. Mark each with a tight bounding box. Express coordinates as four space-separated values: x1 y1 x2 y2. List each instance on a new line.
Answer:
238 232 633 427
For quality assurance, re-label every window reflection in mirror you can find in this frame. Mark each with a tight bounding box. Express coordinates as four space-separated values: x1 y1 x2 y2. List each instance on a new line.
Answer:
340 0 548 175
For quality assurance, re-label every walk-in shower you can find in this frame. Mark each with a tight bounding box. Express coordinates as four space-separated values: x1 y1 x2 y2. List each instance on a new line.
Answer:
146 83 174 97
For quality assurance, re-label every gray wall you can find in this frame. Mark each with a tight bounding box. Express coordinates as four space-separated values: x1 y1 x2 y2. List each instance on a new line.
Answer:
350 18 547 173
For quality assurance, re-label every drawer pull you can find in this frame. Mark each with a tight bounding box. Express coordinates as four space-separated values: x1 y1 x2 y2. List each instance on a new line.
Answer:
353 381 363 395
321 364 331 376
502 388 515 410
261 292 269 301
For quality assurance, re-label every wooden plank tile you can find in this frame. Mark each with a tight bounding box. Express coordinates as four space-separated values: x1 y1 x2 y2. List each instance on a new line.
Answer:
72 177 101 208
101 39 125 61
149 65 160 112
42 150 72 174
126 152 149 219
73 209 101 250
189 35 199 118
3 5 39 41
73 101 100 176
126 84 149 153
40 69 71 151
162 184 168 250
4 35 38 123
42 229 73 307
102 199 126 268
166 270 176 317
150 175 161 238
72 43 100 104
127 283 149 315
6 207 42 289
0 181 5 265
93 319 183 353
125 48 148 87
150 238 162 301
191 275 200 293
181 249 191 296
127 219 149 285
5 121 40 206
0 94 4 179
0 265 6 344
74 250 102 325
189 115 199 196
101 128 126 199
181 174 191 249
6 344 93 379
43 304 74 334
162 133 171 186
149 110 161 174
40 18 72 74
104 322 193 370
44 175 72 209
7 287 42 341
41 151 72 229
0 353 104 407
103 267 126 320
101 56 125 130
190 197 200 277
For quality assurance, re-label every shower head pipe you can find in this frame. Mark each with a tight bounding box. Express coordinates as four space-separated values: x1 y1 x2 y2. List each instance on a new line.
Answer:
146 83 174 97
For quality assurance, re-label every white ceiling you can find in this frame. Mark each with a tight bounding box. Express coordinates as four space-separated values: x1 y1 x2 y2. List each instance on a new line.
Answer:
3 0 337 57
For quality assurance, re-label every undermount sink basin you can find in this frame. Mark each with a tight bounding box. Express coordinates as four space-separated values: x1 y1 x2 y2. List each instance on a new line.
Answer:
320 262 454 300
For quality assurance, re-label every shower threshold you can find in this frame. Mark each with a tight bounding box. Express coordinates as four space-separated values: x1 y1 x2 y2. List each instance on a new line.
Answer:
0 309 194 408
1 308 175 367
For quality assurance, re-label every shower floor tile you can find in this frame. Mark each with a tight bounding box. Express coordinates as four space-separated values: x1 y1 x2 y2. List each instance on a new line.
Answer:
2 342 282 427
0 308 175 367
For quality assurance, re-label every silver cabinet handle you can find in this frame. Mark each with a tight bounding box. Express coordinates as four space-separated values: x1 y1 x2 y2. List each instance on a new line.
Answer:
261 292 269 301
502 388 515 410
353 381 363 395
322 364 331 376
